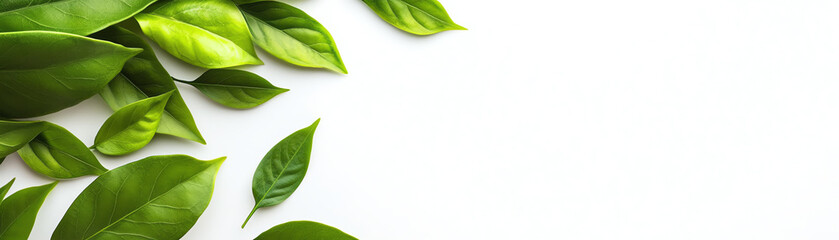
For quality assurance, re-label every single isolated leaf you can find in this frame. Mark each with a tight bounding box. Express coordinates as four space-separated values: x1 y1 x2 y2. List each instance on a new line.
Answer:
0 31 141 118
362 0 466 35
243 119 320 228
0 178 13 202
17 122 108 179
0 0 157 35
0 120 47 157
52 155 225 240
255 221 358 240
136 0 262 68
93 91 174 156
241 1 348 74
93 26 206 144
0 181 57 240
176 69 288 109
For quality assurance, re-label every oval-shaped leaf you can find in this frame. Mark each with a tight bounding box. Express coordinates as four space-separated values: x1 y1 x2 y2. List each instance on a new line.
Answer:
243 119 320 228
17 122 108 179
241 1 347 74
93 91 173 155
176 69 288 109
255 221 358 240
0 31 141 118
136 0 262 68
362 0 466 35
0 0 157 35
93 26 206 144
0 181 57 240
0 120 47 158
52 155 224 240
0 179 13 202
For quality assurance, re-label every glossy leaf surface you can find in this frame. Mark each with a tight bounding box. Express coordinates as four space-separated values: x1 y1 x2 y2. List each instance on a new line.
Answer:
93 26 206 144
18 122 107 179
362 0 465 35
176 69 288 109
0 31 141 118
52 155 224 240
243 119 320 228
136 0 262 68
241 1 347 73
93 91 173 155
0 120 47 158
0 179 13 202
255 221 358 240
0 181 57 240
0 0 157 35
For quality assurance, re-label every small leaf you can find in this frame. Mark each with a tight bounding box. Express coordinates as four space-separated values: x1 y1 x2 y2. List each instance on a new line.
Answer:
0 181 57 240
0 0 157 35
362 0 466 35
0 178 13 202
241 1 348 74
0 120 47 157
176 69 288 109
255 221 358 240
93 91 174 156
52 155 225 240
18 122 108 179
243 119 320 228
93 26 207 144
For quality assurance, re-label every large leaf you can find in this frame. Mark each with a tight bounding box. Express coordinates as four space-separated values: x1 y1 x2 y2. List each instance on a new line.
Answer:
176 69 288 109
17 122 107 179
93 26 206 144
0 179 13 203
243 119 320 228
52 155 224 240
0 120 47 158
361 0 465 35
0 0 157 35
0 31 141 118
136 0 262 68
0 181 57 240
93 91 173 155
255 221 358 240
241 1 347 74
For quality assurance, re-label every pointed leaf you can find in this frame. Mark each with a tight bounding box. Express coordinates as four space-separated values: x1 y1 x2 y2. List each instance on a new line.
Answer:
243 119 320 228
177 69 288 109
17 122 108 179
0 120 47 157
0 181 57 240
94 91 173 155
0 179 13 203
255 221 358 240
93 26 206 144
241 1 347 73
0 31 141 118
52 155 224 240
136 0 262 68
0 0 157 35
362 0 466 35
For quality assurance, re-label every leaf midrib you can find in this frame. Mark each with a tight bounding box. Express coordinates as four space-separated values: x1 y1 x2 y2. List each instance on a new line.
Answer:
242 11 342 70
253 129 313 208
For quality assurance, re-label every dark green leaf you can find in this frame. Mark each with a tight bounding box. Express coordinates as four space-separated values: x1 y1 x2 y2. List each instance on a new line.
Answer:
0 120 47 157
362 0 466 35
255 221 358 240
0 0 157 35
93 91 173 156
243 119 320 228
0 178 13 203
176 69 288 109
0 181 57 240
17 122 107 179
52 155 224 240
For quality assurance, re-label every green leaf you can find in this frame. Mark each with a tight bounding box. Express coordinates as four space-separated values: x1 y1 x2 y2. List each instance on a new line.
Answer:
361 0 466 35
136 0 262 68
52 155 224 240
241 1 347 74
255 221 358 240
243 119 320 228
17 122 108 179
0 120 47 157
176 69 288 109
0 179 13 203
92 26 206 144
0 31 142 118
93 91 174 156
0 0 157 35
0 181 57 240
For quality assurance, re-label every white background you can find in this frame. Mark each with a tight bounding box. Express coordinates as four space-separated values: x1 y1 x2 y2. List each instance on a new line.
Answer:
3 0 839 239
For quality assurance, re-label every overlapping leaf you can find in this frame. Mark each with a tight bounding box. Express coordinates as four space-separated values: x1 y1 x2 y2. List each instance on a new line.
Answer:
93 91 173 155
17 122 108 179
0 0 157 35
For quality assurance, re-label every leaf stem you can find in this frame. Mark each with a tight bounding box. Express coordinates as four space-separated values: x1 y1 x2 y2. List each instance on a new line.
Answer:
242 206 258 228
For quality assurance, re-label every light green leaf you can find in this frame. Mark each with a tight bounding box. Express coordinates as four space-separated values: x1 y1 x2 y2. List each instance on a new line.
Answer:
362 0 466 35
243 119 320 228
0 120 47 157
176 69 288 109
255 221 358 240
0 0 157 35
136 0 262 68
52 155 224 240
0 181 57 240
93 26 206 144
93 91 173 156
241 1 347 73
18 122 107 179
